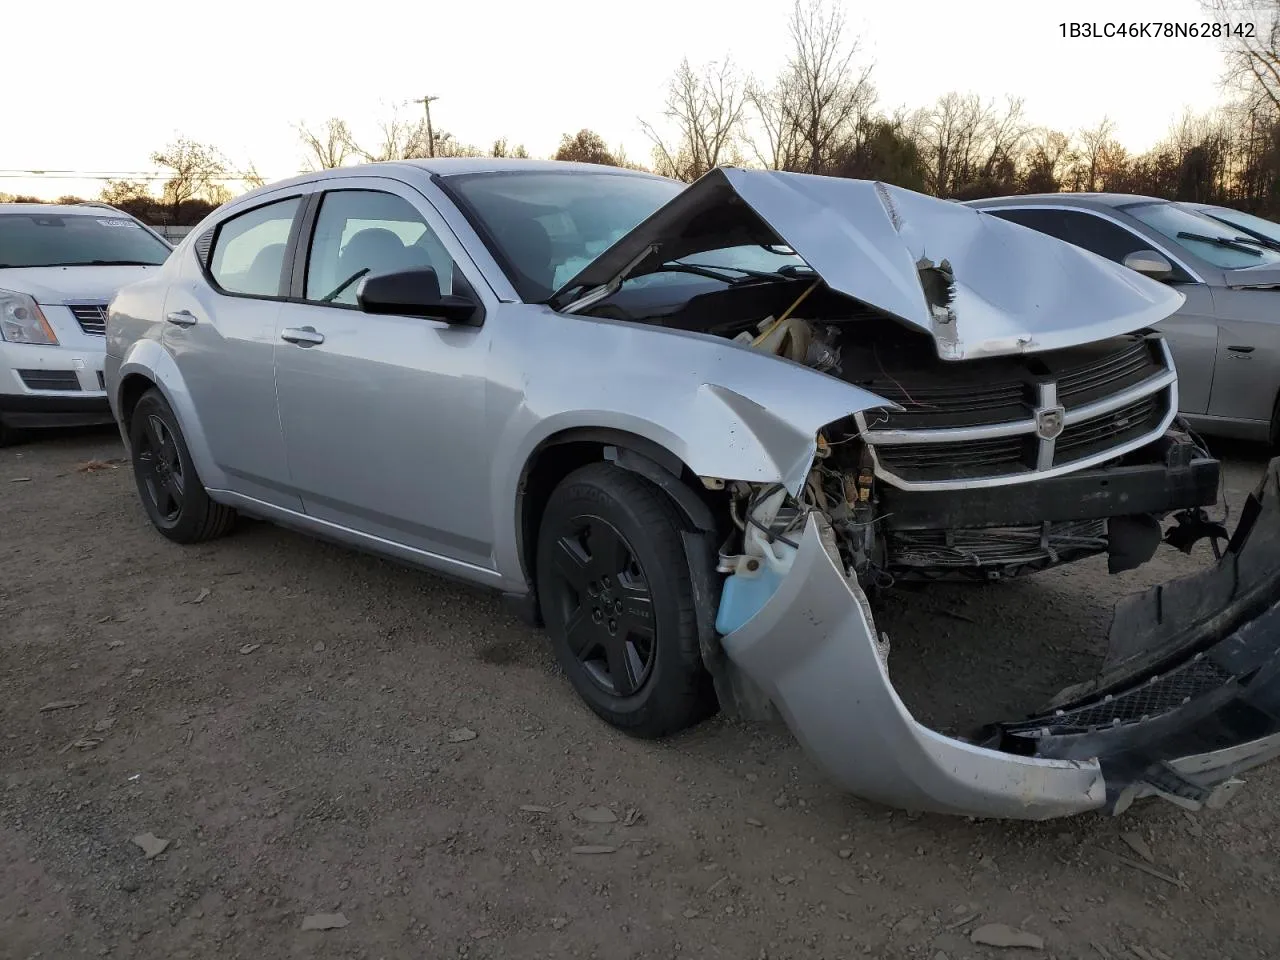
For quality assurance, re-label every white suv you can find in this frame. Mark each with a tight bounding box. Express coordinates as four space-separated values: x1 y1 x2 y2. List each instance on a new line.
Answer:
0 202 172 444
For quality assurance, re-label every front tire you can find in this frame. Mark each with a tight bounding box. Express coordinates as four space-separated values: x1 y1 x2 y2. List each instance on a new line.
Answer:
129 388 235 543
536 462 716 738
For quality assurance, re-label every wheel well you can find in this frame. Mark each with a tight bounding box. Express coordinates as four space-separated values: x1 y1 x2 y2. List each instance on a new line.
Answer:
118 373 158 430
516 430 727 624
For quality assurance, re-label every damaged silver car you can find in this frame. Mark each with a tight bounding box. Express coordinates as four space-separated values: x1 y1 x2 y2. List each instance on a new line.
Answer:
103 159 1280 819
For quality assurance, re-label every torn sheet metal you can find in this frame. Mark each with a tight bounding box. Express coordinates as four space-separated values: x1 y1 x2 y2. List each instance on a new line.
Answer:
719 459 1280 820
550 167 1185 362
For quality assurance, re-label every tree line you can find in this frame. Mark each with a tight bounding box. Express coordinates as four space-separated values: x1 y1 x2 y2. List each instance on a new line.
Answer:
6 0 1280 224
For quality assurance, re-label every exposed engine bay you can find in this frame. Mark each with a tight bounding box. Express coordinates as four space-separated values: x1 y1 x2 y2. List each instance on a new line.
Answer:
591 273 1223 590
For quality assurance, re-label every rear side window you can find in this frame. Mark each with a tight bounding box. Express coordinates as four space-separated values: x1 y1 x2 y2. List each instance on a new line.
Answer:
209 198 300 297
983 207 1073 242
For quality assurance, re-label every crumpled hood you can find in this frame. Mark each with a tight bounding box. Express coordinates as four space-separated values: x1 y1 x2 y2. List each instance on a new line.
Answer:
0 265 159 304
552 168 1186 361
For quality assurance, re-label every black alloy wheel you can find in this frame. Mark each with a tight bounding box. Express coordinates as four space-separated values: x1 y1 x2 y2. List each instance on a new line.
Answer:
536 462 716 738
128 388 235 543
136 412 185 525
544 515 657 697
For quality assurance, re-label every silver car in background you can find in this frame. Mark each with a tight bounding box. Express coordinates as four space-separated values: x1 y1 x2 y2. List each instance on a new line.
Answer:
104 160 1280 820
969 193 1280 445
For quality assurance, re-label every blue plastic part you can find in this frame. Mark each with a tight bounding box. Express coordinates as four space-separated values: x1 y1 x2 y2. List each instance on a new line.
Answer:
715 567 784 636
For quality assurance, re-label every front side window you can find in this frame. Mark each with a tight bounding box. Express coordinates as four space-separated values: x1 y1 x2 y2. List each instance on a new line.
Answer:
305 190 454 306
1120 200 1280 269
443 171 683 301
0 213 170 268
209 198 301 297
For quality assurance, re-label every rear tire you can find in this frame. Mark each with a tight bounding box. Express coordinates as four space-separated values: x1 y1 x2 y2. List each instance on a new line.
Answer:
129 388 235 543
536 462 716 738
0 419 16 448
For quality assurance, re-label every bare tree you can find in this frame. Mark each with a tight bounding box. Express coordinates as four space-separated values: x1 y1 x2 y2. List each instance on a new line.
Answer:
745 82 796 171
1020 128 1074 192
641 57 748 181
239 163 267 191
150 138 229 221
298 118 353 170
915 93 1027 196
1204 0 1280 113
346 108 432 162
747 0 876 174
1075 116 1118 191
100 179 152 207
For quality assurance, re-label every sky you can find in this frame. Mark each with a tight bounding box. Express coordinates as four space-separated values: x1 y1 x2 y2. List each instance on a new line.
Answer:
0 0 1253 200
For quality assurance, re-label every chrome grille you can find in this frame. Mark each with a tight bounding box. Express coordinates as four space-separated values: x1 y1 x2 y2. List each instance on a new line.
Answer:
858 337 1178 490
67 303 108 336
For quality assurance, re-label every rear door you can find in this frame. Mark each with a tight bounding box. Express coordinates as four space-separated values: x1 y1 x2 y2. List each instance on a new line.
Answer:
164 193 308 507
1204 287 1280 425
272 178 497 571
983 206 1219 414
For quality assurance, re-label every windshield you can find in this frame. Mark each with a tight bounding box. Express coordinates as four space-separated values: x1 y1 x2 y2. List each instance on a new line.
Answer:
1199 206 1280 246
0 212 170 268
443 170 683 301
1119 201 1280 269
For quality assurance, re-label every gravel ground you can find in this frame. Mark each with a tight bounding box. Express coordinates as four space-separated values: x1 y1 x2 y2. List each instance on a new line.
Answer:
3 427 1279 960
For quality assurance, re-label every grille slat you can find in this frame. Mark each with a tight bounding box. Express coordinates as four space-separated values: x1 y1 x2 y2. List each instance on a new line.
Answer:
67 303 108 336
18 369 80 391
1054 395 1166 466
864 336 1173 485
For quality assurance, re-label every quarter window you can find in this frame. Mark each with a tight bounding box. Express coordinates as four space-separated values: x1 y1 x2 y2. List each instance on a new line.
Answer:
304 190 455 306
209 198 300 297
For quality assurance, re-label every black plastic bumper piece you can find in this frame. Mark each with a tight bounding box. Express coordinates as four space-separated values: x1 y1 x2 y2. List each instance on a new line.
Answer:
992 458 1280 814
0 394 114 429
880 455 1220 530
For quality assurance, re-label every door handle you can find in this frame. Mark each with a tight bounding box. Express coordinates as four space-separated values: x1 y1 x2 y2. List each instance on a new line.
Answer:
281 326 325 346
1226 344 1255 353
165 310 198 327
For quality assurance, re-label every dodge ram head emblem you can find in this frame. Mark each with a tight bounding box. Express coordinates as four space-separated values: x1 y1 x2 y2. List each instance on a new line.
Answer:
1035 406 1066 441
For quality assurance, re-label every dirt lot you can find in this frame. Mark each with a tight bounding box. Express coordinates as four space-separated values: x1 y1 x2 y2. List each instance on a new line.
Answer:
3 428 1279 960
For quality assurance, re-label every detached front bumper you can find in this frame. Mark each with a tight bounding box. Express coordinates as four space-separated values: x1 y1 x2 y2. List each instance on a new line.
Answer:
719 458 1280 820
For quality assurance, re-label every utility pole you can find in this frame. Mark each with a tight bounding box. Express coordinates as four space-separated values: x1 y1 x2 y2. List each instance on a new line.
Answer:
412 95 439 158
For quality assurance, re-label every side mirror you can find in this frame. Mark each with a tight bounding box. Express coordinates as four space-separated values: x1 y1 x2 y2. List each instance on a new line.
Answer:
1123 250 1174 281
356 268 481 325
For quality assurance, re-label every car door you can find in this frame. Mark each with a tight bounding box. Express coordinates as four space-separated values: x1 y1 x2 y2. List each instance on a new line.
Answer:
162 193 305 508
1204 287 1280 426
984 206 1219 415
273 179 496 571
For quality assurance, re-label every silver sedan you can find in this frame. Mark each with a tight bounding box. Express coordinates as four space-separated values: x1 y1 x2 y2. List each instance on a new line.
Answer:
969 192 1280 445
105 160 1280 820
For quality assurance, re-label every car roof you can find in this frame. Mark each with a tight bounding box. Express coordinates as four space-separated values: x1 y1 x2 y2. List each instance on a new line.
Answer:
226 158 674 207
967 192 1168 209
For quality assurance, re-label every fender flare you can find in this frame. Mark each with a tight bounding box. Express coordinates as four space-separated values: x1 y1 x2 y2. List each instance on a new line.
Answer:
115 340 227 491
